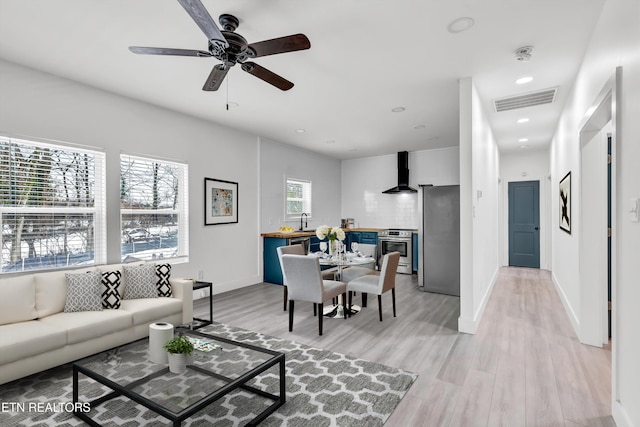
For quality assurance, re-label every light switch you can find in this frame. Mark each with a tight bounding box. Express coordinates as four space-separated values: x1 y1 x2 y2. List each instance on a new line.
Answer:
630 198 640 222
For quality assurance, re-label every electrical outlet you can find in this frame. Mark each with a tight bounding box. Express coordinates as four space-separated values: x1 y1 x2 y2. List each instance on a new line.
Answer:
197 270 204 280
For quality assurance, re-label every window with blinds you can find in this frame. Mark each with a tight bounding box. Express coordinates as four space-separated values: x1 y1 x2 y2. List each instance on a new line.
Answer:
120 154 188 263
285 177 312 220
0 136 106 273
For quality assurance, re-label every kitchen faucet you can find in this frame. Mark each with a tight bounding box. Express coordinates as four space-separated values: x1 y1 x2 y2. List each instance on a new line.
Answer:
299 212 308 231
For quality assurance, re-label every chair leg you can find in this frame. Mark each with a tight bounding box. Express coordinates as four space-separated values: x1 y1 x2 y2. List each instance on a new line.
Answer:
348 291 353 317
362 293 367 307
378 294 383 321
313 303 317 317
289 300 294 332
283 286 288 311
392 288 396 317
342 292 347 319
318 303 323 336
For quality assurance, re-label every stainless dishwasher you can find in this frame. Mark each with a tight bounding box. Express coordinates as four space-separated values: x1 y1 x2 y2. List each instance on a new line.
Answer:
288 236 310 254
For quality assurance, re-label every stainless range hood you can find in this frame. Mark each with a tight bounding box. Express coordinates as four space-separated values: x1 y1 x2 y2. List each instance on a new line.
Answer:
382 151 418 194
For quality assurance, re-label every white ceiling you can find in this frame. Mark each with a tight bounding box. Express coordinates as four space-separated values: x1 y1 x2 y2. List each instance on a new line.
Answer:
0 0 606 159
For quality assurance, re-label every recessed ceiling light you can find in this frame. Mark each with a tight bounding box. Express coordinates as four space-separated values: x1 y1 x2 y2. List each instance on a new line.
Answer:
295 129 306 133
413 124 426 130
516 76 533 85
447 17 475 33
518 138 529 142
391 107 406 113
520 145 529 150
517 118 530 124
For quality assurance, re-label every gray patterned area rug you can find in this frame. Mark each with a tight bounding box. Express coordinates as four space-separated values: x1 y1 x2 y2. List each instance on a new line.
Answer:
0 322 416 426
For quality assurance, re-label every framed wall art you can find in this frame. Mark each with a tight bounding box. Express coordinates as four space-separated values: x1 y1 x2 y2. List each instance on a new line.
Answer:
204 178 238 226
559 171 571 234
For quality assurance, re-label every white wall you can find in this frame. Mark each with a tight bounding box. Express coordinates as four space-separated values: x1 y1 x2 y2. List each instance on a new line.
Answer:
458 78 501 334
499 149 551 270
259 138 341 232
341 147 459 228
0 59 261 295
548 0 640 424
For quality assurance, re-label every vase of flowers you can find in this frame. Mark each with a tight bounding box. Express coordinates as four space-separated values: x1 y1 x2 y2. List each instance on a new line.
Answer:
316 225 346 256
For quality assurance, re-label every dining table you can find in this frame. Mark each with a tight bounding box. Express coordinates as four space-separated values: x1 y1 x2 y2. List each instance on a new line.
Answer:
313 252 376 318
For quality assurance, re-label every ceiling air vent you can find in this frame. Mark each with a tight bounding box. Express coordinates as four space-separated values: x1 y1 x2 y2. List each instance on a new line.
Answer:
494 87 558 112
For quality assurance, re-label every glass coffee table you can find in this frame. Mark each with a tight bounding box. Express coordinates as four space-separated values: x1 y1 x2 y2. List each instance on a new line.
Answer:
72 328 285 426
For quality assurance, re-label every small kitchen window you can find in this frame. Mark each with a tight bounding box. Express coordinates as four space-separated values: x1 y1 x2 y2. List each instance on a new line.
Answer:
285 178 311 220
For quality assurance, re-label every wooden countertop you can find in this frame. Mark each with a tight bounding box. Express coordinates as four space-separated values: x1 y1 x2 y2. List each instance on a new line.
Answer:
261 227 392 238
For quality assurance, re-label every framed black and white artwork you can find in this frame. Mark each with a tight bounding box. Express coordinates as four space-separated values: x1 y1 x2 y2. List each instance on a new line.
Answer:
559 171 571 234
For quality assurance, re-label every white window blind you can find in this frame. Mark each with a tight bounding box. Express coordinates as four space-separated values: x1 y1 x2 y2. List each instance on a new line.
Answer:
0 136 106 273
120 154 188 263
285 177 312 220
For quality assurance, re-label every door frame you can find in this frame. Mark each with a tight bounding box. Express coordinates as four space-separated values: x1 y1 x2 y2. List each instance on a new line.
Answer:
501 176 549 269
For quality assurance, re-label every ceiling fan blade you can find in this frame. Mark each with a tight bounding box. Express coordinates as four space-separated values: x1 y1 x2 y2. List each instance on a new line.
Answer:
202 64 230 91
247 34 310 58
177 0 228 47
241 62 294 91
129 46 212 57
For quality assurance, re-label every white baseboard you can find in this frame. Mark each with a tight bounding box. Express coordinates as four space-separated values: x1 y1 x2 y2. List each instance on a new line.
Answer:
458 267 499 334
612 400 634 427
551 272 580 338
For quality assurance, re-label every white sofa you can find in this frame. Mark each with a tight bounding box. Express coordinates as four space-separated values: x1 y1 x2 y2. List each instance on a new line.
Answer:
0 262 193 385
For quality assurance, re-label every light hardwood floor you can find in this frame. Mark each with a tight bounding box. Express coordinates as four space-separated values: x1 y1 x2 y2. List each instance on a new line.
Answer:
195 267 614 426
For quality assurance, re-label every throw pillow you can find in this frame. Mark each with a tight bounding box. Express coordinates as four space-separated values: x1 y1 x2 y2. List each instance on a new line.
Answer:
64 271 103 313
155 263 172 297
101 270 122 309
123 263 158 300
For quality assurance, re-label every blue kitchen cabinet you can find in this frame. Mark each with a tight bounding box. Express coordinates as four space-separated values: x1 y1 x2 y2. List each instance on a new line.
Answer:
360 232 378 246
310 235 321 253
347 231 360 248
263 237 288 285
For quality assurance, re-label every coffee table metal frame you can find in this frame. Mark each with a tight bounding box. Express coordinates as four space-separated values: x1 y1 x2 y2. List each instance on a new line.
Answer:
72 328 286 427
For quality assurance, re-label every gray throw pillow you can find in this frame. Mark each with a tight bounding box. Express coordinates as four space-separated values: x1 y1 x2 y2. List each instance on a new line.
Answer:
64 271 103 313
123 263 158 299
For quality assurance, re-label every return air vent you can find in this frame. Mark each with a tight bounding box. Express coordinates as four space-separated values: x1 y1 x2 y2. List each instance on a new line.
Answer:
494 87 558 112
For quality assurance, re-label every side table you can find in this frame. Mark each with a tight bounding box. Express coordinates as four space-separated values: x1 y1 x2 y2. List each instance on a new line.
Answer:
191 281 213 330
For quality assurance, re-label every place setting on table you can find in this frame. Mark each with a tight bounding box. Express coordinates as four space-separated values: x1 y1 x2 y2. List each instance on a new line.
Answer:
309 237 376 318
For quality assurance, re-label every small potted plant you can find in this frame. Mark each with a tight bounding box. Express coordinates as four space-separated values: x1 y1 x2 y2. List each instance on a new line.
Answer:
163 334 194 374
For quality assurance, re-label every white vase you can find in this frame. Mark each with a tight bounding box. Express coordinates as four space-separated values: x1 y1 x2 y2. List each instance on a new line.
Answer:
328 239 337 256
168 353 188 374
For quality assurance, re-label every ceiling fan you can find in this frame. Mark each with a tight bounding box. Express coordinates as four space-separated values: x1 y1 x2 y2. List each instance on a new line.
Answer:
129 0 311 91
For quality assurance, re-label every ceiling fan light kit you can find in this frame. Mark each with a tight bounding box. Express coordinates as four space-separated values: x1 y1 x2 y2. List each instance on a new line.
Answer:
129 0 310 92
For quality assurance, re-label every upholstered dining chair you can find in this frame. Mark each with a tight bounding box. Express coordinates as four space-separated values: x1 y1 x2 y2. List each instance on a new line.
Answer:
341 243 378 283
277 244 338 311
347 251 400 321
280 254 347 335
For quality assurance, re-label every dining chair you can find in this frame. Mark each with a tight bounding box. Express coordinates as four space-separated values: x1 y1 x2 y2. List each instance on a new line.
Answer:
341 243 377 283
277 244 338 312
347 251 400 321
281 254 347 335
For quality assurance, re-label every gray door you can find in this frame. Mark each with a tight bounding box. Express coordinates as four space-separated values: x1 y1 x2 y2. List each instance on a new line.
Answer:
508 181 540 268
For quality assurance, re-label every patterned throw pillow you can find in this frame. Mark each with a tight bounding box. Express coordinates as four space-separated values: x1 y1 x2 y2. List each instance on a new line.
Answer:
123 263 158 300
101 270 122 309
155 264 172 297
64 271 103 313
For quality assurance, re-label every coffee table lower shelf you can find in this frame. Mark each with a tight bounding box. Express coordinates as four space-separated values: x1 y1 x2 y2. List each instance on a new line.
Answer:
72 330 286 426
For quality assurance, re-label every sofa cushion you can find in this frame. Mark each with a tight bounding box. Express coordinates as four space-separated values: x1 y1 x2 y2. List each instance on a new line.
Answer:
39 310 133 345
64 271 103 313
101 270 122 309
35 267 96 318
0 275 37 326
123 264 158 300
0 321 67 364
155 264 172 297
119 298 182 326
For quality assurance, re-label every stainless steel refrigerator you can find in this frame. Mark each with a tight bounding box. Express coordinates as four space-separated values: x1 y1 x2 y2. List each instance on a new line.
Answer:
420 185 460 296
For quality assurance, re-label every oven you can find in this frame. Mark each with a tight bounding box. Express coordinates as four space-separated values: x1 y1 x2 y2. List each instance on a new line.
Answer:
378 229 413 274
